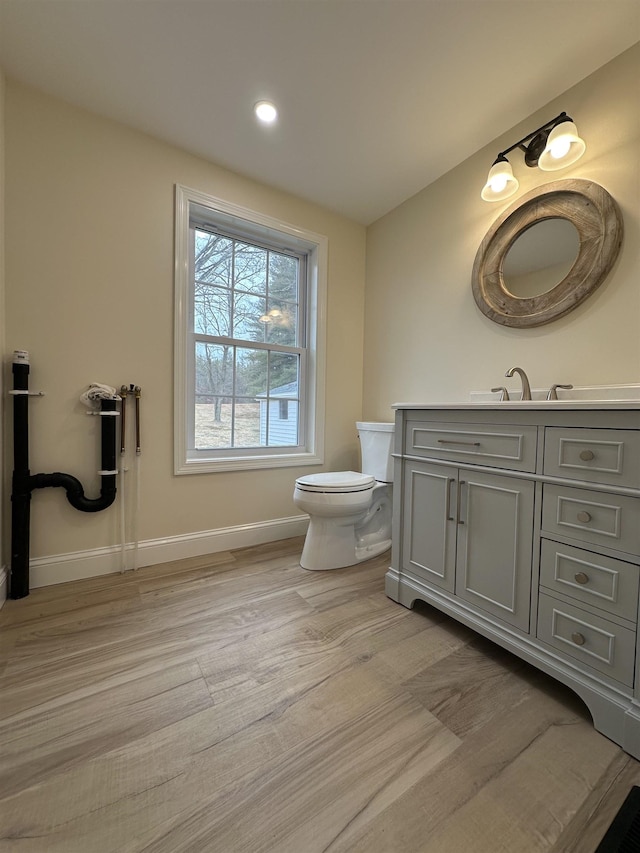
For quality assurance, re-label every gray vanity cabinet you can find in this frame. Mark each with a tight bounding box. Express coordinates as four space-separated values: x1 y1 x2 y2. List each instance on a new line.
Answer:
455 469 534 632
402 460 457 593
402 459 534 630
387 404 640 759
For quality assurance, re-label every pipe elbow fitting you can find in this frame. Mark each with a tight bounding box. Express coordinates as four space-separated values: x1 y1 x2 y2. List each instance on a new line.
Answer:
30 471 116 513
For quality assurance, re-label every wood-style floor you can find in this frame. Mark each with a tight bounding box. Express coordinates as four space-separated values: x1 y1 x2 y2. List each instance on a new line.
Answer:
1 537 640 852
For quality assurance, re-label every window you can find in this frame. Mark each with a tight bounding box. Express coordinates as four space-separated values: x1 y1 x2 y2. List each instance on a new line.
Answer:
174 185 327 473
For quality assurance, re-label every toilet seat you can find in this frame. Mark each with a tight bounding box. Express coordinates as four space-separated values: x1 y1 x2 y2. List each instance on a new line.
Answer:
295 471 375 493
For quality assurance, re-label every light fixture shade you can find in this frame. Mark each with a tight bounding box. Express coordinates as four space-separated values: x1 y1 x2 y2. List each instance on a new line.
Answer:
481 159 519 202
538 120 586 171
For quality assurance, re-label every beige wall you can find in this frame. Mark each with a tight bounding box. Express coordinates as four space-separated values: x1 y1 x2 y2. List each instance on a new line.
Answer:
364 44 640 418
4 81 366 559
3 44 639 565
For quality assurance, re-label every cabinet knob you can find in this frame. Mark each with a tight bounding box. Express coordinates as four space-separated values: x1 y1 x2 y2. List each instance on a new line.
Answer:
577 511 592 524
574 572 589 585
571 632 586 646
579 449 595 461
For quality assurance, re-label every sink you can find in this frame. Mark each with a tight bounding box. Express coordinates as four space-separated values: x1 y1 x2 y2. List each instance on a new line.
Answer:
469 384 640 406
393 385 640 412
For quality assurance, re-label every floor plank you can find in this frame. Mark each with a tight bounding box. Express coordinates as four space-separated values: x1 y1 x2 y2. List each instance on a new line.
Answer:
0 538 638 852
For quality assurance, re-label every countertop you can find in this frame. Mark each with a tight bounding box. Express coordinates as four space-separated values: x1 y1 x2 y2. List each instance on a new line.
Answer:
392 400 640 411
393 384 640 411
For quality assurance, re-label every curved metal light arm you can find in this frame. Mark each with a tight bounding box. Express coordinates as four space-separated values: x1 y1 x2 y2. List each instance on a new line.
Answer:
494 112 571 166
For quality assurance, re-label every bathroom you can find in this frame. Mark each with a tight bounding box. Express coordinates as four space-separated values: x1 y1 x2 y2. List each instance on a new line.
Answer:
0 5 639 849
0 5 640 853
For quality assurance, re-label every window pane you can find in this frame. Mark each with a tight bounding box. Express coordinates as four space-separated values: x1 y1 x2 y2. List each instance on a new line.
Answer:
268 399 298 446
195 230 232 287
269 352 299 393
235 347 268 398
194 283 232 336
234 242 267 294
232 398 261 447
233 291 266 341
195 397 231 449
195 342 234 396
269 252 298 302
265 300 297 346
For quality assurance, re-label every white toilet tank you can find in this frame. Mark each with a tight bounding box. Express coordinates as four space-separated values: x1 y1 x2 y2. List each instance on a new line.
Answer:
356 422 394 483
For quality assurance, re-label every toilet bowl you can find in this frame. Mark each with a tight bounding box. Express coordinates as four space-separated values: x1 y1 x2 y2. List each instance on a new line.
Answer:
293 422 394 570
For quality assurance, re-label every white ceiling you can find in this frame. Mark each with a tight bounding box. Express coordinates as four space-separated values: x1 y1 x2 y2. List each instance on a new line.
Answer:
0 1 638 224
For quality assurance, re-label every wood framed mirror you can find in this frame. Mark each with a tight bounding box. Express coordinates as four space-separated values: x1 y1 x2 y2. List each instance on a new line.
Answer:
472 179 623 328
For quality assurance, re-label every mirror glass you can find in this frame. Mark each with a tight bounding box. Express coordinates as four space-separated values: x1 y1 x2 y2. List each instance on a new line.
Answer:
502 218 580 298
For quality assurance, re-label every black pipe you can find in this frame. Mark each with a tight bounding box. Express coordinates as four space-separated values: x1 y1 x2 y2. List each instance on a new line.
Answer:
29 399 118 512
119 385 128 454
10 356 32 600
10 357 117 599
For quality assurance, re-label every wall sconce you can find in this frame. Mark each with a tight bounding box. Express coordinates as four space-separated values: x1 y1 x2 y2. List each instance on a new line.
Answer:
481 112 586 202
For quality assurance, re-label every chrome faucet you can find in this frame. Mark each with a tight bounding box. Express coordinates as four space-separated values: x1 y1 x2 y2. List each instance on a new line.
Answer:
491 386 510 401
547 383 573 401
505 366 532 401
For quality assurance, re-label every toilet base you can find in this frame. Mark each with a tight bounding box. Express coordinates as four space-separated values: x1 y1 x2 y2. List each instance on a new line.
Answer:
355 537 392 564
297 482 392 571
300 516 357 570
300 518 391 571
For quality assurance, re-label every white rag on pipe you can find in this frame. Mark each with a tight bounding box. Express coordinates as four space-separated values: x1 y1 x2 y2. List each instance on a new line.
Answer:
79 383 120 409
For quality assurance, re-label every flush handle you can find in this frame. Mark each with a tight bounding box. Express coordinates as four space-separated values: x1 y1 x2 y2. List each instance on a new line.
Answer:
571 632 586 646
577 511 592 524
574 572 589 585
579 449 595 461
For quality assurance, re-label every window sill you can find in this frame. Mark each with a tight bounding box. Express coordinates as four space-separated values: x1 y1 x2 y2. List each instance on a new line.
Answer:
175 451 324 475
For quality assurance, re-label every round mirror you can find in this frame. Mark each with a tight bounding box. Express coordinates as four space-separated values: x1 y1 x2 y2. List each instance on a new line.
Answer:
502 218 580 298
472 179 623 327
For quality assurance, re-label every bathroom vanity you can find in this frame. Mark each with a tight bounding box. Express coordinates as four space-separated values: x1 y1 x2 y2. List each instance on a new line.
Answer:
386 401 640 757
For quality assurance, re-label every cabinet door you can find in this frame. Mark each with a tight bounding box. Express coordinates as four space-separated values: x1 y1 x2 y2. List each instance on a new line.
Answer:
401 460 456 592
456 471 535 631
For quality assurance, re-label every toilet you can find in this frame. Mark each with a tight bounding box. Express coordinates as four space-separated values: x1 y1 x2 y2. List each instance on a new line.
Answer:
293 421 394 570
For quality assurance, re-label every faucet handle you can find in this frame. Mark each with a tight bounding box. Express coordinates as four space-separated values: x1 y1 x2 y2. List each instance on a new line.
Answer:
491 386 510 401
547 383 573 401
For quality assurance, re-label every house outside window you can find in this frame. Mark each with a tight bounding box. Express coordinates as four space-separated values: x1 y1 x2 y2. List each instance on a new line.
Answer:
174 185 327 474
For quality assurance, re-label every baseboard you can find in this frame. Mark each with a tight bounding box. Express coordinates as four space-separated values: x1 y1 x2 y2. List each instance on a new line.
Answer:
27 515 309 589
0 567 7 609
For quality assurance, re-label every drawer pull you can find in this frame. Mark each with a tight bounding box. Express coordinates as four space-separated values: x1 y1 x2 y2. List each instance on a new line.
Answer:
571 632 586 646
574 572 590 585
577 511 592 524
445 478 455 521
456 481 466 525
437 439 481 447
579 449 595 461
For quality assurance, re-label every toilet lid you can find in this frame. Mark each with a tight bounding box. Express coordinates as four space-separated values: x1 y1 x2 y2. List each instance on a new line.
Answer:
295 471 375 493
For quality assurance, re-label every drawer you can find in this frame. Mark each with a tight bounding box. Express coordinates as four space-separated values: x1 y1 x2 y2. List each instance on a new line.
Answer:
544 428 640 489
542 483 640 557
540 539 639 622
537 592 636 687
405 421 537 472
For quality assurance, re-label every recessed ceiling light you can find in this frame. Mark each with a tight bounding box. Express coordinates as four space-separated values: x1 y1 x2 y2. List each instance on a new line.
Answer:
254 101 278 124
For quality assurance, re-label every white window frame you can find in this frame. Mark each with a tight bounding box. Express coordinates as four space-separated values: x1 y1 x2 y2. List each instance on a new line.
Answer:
174 184 327 474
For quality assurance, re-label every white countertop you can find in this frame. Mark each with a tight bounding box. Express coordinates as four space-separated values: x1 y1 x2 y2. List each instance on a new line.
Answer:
393 383 640 411
392 400 640 411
